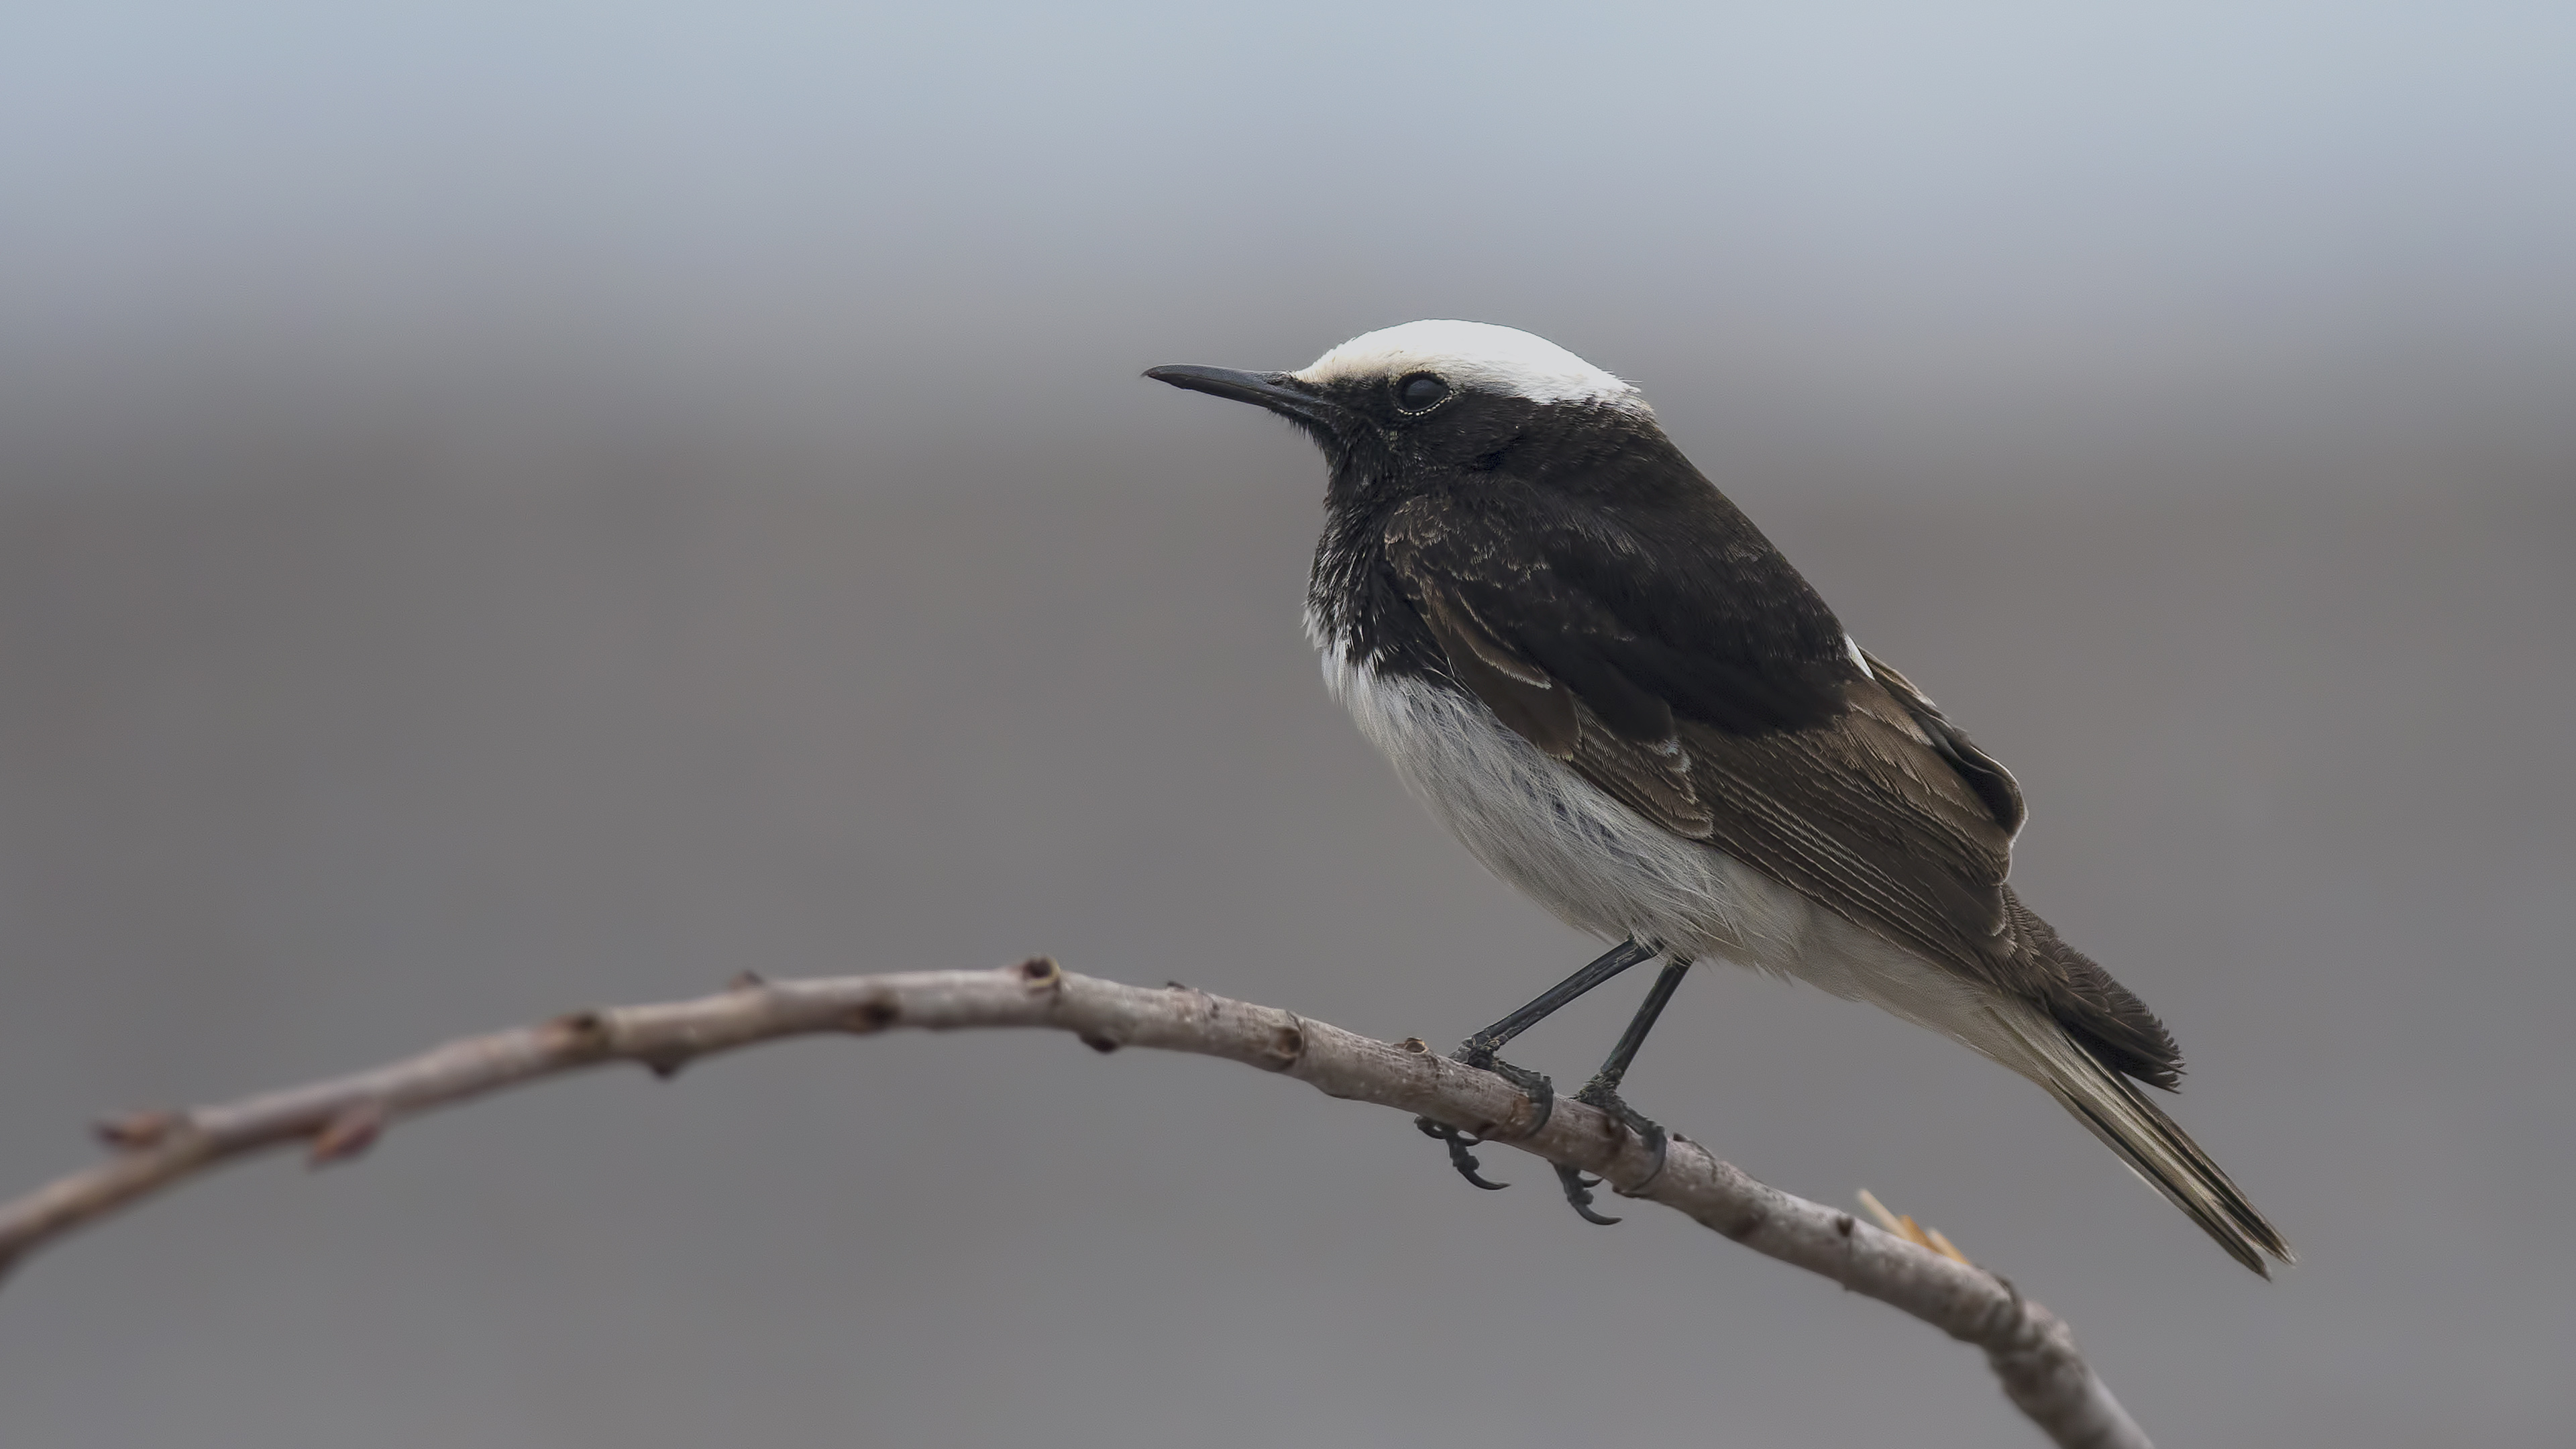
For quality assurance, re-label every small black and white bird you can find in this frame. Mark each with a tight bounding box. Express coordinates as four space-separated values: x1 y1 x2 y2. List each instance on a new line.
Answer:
1148 321 2290 1274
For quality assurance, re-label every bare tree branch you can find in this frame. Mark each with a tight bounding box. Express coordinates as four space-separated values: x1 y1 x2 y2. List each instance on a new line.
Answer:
0 960 2150 1448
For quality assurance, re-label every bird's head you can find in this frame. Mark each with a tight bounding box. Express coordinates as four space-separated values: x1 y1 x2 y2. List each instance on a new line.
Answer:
1148 321 1665 500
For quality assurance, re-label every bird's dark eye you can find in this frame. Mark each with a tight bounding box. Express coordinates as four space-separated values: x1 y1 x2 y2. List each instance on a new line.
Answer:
1395 372 1450 413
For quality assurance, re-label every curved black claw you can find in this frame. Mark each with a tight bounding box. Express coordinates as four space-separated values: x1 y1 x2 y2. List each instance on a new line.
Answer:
1555 1163 1622 1224
1415 1116 1509 1189
1417 1044 1557 1193
1556 1077 1672 1224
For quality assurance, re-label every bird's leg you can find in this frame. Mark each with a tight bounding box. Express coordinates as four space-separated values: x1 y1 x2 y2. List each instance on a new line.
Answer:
1417 938 1658 1190
1556 959 1692 1224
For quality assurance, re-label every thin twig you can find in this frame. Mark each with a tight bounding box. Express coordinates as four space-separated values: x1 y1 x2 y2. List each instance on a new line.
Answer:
0 960 2151 1448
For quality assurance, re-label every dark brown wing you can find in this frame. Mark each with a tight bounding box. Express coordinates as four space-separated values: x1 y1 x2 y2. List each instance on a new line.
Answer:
1854 645 2026 839
1383 491 2182 1087
1674 689 2017 964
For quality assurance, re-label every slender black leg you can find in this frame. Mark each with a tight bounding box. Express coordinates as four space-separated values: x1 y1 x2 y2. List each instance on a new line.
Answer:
1455 938 1660 1066
1417 938 1658 1190
1589 956 1690 1097
1555 959 1692 1224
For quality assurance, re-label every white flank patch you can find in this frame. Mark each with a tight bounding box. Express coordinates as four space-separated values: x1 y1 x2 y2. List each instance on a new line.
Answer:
1293 320 1646 409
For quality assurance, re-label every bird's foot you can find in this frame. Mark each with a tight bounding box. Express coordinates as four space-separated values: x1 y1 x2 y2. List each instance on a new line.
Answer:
1554 1077 1669 1226
1414 1116 1507 1189
1413 1040 1555 1191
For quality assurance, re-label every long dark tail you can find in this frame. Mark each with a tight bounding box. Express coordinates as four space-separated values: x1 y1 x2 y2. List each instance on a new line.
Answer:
1996 1009 2294 1275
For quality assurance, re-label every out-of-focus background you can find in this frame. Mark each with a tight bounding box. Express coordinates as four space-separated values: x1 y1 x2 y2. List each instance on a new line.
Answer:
2 4 2569 1445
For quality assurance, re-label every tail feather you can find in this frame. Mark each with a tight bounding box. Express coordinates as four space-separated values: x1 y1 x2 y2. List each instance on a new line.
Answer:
1997 1010 2294 1276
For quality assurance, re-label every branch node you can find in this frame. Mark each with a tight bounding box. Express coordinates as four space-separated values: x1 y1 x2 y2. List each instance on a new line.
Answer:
1398 1036 1428 1054
1261 1018 1305 1071
1990 1273 2030 1342
848 998 900 1034
1079 1034 1120 1054
1018 956 1062 990
308 1102 386 1166
642 1052 690 1080
727 971 767 991
95 1111 179 1152
548 1010 614 1057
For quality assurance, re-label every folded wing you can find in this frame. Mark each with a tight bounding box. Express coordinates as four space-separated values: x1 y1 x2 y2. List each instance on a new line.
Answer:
1381 488 2182 1089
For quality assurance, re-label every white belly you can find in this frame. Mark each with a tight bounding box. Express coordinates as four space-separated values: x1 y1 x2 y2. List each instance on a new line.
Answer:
1323 648 2014 1059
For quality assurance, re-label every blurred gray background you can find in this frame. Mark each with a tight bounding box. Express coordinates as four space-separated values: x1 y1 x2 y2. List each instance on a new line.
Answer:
1 3 2570 1445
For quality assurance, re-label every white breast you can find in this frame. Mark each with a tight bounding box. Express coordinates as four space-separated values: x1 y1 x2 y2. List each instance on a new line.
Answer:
1323 647 1792 955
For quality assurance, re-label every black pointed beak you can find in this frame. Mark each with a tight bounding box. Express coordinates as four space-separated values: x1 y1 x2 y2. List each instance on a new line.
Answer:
1145 365 1346 428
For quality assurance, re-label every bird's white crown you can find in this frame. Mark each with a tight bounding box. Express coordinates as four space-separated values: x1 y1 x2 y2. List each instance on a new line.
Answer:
1293 321 1646 410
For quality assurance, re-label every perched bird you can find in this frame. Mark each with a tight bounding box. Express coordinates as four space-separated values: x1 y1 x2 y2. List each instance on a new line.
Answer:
1148 321 2290 1274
